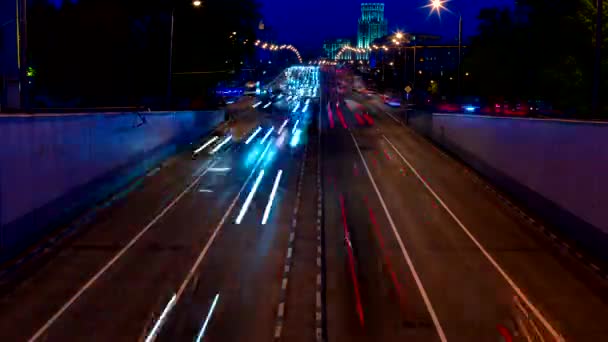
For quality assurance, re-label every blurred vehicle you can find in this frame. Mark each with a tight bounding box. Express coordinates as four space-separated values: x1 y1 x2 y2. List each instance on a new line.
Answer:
384 96 401 107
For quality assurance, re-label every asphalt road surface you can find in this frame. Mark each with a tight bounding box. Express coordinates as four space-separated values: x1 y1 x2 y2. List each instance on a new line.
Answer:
0 66 607 341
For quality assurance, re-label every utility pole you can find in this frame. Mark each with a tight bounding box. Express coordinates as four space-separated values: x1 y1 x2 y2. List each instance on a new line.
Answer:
592 0 602 116
18 0 28 111
167 8 175 110
458 13 462 97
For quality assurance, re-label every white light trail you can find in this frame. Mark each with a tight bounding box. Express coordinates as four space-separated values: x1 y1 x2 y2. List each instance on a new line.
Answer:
245 127 262 145
263 101 272 109
277 119 289 135
210 136 232 154
292 102 301 113
235 170 265 224
252 101 263 108
292 119 300 134
262 170 283 225
144 294 177 342
194 294 220 342
260 126 275 144
193 136 219 155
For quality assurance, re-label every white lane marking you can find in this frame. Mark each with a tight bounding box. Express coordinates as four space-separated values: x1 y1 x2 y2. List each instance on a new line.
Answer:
245 127 262 145
252 101 263 108
210 136 232 155
383 110 402 125
292 102 301 113
349 132 447 342
144 294 177 342
383 135 564 341
263 101 273 109
173 139 272 308
262 170 283 225
28 159 219 342
194 136 219 155
199 189 214 193
235 170 265 224
208 167 231 173
194 293 220 342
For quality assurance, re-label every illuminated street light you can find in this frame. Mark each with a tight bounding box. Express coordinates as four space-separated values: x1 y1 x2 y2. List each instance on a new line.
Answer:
427 0 463 96
395 32 404 40
192 0 202 6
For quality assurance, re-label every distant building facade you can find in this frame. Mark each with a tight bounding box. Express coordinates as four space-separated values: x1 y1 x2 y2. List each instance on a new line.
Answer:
357 3 388 59
323 38 352 60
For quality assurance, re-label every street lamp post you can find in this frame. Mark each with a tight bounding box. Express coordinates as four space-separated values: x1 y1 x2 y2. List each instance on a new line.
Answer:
167 1 202 109
592 0 602 116
429 0 463 96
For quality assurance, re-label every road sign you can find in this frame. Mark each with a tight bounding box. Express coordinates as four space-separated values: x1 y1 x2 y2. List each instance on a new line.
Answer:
405 86 412 94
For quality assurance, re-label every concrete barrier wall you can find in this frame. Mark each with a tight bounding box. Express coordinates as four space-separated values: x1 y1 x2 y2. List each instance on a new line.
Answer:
426 113 608 262
0 111 223 260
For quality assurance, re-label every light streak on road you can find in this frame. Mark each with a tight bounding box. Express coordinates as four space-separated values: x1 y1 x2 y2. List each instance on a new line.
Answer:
263 101 273 109
252 101 263 108
144 294 177 342
292 119 300 134
194 293 220 342
260 126 275 144
292 102 301 113
245 127 262 145
194 136 219 155
290 129 302 147
210 136 232 154
262 170 283 225
208 167 231 172
277 119 289 135
235 169 265 224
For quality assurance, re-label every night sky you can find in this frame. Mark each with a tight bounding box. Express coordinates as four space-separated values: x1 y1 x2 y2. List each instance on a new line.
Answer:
259 0 514 52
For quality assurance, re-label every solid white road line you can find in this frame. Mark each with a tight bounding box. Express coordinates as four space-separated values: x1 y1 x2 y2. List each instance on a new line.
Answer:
194 293 220 342
29 159 219 341
144 294 177 342
350 132 447 342
382 135 564 341
252 101 263 108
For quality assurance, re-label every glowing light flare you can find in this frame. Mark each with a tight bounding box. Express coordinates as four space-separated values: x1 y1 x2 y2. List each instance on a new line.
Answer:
262 170 283 225
235 170 265 224
260 126 275 144
210 136 232 154
425 0 451 18
193 136 219 155
245 126 262 144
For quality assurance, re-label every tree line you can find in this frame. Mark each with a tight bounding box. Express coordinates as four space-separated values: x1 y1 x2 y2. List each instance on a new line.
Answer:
28 0 261 108
463 0 607 116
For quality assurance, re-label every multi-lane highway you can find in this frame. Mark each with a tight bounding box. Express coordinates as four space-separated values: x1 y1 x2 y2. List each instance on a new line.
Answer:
0 66 607 341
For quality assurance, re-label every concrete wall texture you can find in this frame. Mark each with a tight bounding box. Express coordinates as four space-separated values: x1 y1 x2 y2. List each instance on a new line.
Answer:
0 110 223 261
424 113 608 263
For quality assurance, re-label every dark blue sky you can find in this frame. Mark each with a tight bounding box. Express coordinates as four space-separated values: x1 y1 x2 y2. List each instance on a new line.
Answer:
259 0 514 51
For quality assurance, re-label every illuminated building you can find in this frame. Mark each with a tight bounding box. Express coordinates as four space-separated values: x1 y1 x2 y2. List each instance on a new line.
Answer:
357 3 388 59
323 39 353 60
